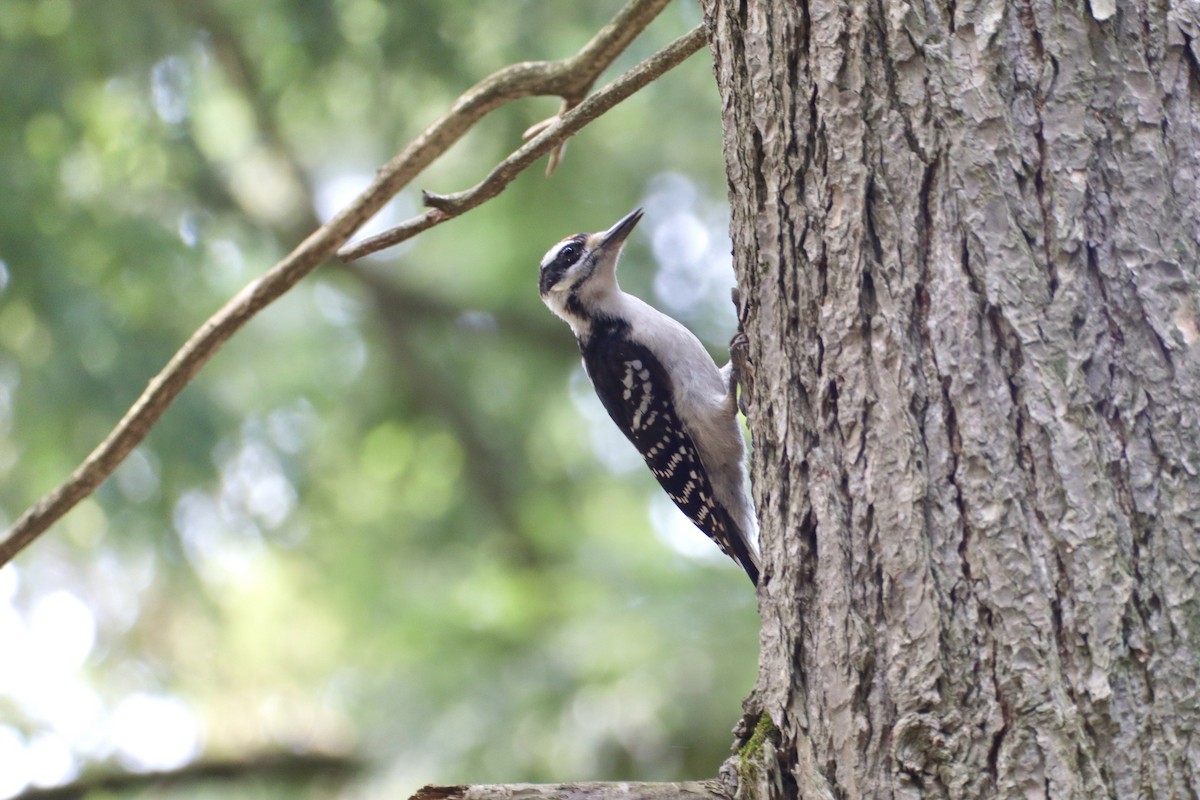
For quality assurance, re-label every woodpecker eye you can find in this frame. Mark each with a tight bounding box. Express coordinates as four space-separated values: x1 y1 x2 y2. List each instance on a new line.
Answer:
540 235 587 284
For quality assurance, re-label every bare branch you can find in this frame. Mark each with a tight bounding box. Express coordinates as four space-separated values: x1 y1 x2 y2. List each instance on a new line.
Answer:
338 24 708 262
411 781 732 800
337 0 675 235
0 0 693 566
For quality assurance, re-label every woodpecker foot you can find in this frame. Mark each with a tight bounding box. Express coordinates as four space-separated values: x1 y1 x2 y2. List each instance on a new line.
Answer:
729 285 755 416
729 330 754 417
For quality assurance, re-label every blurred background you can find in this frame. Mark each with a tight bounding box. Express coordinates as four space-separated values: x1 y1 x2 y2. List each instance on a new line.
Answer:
0 1 759 797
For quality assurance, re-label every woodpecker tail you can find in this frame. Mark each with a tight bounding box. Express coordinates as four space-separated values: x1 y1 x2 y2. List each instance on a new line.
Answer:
706 505 760 586
733 534 761 585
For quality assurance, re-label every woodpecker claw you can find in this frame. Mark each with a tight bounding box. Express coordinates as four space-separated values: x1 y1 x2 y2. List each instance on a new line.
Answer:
729 331 754 416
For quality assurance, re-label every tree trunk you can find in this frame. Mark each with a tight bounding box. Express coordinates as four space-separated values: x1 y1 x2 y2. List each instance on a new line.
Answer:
705 0 1200 797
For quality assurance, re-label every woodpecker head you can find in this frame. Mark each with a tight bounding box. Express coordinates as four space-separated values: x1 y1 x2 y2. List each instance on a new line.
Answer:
538 208 643 332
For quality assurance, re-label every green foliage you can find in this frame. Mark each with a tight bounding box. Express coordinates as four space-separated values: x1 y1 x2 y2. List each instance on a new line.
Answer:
0 1 755 797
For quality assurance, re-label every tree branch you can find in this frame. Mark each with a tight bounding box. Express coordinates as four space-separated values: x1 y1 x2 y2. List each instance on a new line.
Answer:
0 0 697 566
11 752 363 800
338 24 708 262
411 780 732 800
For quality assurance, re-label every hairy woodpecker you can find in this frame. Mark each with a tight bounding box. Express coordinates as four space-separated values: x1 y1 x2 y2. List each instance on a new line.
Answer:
538 208 760 585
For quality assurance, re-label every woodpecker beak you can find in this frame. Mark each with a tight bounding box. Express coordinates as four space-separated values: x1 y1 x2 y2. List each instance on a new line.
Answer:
596 208 644 253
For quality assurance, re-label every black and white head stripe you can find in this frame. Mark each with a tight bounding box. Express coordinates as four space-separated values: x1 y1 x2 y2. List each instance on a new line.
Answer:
538 234 588 295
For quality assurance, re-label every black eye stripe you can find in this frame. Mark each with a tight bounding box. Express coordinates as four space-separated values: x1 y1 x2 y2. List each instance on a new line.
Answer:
538 234 590 296
553 235 587 270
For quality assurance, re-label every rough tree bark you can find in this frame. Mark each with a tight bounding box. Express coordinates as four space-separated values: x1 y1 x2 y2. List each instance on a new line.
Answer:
706 0 1200 798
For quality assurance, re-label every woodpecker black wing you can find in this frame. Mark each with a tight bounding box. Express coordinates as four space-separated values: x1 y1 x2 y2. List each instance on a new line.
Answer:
580 320 760 584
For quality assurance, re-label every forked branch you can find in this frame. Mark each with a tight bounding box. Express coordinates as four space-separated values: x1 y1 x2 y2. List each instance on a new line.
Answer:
339 24 706 261
0 0 708 566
